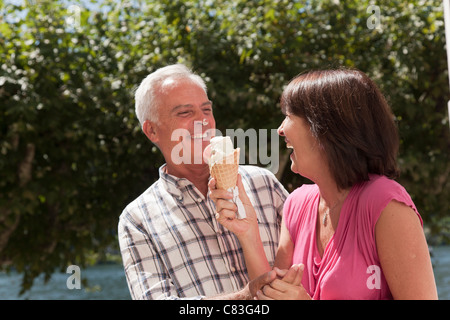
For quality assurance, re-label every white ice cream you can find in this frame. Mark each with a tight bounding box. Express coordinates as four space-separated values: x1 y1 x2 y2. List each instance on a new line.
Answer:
209 136 234 165
208 136 246 219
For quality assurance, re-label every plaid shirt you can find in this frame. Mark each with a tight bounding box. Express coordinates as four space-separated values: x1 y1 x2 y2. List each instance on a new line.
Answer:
118 164 288 300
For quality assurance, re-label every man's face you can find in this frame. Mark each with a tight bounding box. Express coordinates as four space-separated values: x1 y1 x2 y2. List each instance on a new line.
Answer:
146 79 216 167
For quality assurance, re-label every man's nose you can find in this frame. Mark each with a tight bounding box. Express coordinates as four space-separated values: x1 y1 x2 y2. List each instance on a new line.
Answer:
193 118 208 128
193 108 206 121
193 114 209 132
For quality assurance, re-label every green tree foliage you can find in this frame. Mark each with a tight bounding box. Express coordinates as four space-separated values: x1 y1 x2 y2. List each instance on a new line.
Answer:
1 0 449 293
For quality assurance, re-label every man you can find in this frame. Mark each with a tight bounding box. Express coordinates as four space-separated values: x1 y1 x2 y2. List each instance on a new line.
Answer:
118 64 288 299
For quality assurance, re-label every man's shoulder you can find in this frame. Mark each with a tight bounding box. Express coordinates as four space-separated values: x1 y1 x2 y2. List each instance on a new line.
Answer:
239 165 288 197
239 165 278 180
119 179 163 221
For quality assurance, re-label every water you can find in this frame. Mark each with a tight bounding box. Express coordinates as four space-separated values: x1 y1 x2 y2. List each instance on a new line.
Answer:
1 246 449 300
432 246 450 300
0 263 131 300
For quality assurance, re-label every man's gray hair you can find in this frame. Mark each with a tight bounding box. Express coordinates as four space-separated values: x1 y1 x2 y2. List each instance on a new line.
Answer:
135 64 207 127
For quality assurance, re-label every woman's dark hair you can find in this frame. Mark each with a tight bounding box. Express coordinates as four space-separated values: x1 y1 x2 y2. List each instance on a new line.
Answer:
280 68 400 189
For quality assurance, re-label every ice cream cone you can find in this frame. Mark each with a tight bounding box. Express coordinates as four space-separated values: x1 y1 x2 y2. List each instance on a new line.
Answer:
210 148 240 190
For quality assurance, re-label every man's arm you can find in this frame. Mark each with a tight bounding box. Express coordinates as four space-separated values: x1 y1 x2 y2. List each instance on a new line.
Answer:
204 270 278 300
118 214 202 300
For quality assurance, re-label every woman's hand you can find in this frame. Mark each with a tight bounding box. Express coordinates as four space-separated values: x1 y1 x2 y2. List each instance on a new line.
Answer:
256 264 312 300
208 174 258 239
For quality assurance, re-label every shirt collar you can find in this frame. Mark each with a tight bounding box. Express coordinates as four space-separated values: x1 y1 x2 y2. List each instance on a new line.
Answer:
158 164 194 199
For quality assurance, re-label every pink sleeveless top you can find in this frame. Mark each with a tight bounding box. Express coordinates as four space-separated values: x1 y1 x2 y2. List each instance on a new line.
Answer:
284 175 422 300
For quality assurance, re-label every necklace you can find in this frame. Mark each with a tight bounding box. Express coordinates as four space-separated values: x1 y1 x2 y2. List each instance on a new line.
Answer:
322 190 350 226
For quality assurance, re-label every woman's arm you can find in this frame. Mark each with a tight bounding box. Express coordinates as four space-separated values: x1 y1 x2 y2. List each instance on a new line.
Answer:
256 220 310 300
209 175 270 279
209 175 295 280
273 215 295 270
239 210 296 279
375 200 438 299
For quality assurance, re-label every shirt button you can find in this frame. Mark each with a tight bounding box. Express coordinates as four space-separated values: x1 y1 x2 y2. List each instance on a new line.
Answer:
196 198 202 203
230 266 236 272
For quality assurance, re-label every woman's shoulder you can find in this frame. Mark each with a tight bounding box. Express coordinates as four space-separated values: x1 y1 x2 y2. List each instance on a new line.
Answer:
353 174 420 224
358 175 410 203
284 184 319 218
283 184 319 240
287 183 319 203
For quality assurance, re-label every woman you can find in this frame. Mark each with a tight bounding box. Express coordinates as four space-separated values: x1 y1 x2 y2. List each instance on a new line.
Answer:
209 68 438 300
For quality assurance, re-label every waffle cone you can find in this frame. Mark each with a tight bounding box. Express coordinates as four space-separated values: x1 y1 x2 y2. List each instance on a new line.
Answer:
210 148 240 190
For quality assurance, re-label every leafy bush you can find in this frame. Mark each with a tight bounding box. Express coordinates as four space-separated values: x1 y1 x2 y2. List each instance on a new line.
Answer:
1 0 448 293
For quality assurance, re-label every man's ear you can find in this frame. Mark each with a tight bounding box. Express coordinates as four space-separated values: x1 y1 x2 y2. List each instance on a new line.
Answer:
143 120 158 144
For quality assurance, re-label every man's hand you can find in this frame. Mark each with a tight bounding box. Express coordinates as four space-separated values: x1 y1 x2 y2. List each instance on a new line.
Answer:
247 269 278 298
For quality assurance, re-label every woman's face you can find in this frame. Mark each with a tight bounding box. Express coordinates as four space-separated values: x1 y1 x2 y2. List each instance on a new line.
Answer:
277 113 326 180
